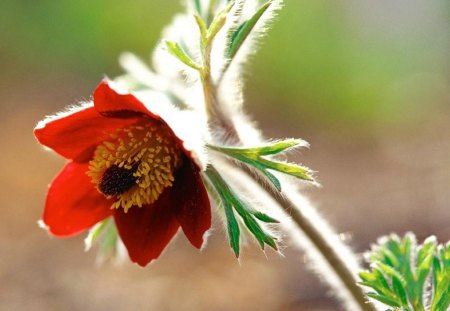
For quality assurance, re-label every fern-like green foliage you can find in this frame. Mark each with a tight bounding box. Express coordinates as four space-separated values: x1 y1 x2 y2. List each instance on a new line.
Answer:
208 139 315 191
204 165 279 257
359 233 450 311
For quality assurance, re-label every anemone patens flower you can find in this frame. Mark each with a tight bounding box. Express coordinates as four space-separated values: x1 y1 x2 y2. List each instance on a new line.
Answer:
34 80 211 266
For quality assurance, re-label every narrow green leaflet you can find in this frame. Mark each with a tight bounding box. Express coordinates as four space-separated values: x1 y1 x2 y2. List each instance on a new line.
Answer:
194 2 235 49
258 157 313 181
208 140 315 191
227 1 272 59
205 176 239 256
211 139 306 156
223 199 241 256
194 14 208 42
359 233 450 311
255 164 282 191
203 175 240 256
204 166 278 256
84 218 111 251
366 293 400 308
84 218 120 259
99 221 119 257
193 0 201 15
165 41 201 70
431 244 450 311
206 1 235 45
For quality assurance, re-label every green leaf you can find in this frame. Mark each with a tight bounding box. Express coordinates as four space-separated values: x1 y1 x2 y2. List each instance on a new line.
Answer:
223 199 241 257
252 211 279 224
202 175 240 257
392 275 407 305
255 139 307 155
193 0 201 14
231 193 279 223
376 262 405 285
227 1 272 58
99 221 119 256
416 237 436 285
194 14 208 41
359 233 450 311
258 157 314 182
84 218 111 251
430 243 450 311
206 1 235 44
252 161 282 191
165 40 201 70
366 293 401 307
207 140 315 190
204 166 279 254
359 271 376 283
83 218 121 261
372 268 392 295
210 139 306 156
230 195 277 251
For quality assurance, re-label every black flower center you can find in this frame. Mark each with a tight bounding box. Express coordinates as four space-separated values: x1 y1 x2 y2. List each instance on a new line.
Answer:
88 122 183 211
98 164 139 196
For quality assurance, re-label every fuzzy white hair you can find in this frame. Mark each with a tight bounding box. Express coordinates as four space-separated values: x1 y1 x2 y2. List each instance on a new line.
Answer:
117 2 378 308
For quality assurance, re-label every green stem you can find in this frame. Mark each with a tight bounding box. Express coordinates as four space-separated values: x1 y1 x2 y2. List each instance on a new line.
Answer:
196 11 378 311
239 164 377 311
206 99 378 311
199 21 237 135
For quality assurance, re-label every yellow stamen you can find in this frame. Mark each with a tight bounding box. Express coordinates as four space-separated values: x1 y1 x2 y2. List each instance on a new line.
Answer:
88 120 182 212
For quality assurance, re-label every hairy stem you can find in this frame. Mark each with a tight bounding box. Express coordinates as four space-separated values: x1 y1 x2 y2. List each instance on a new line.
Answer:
210 108 376 310
199 29 237 137
240 164 377 311
198 33 377 311
208 96 377 311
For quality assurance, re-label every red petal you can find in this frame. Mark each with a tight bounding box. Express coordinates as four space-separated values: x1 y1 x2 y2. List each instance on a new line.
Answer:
114 188 180 267
173 160 211 249
43 162 113 236
34 105 137 162
93 80 198 165
94 80 159 120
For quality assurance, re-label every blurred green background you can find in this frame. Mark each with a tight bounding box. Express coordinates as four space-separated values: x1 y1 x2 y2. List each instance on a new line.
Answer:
1 0 449 310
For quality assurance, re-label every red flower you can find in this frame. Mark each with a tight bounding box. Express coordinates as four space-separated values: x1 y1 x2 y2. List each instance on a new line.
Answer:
34 80 211 266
